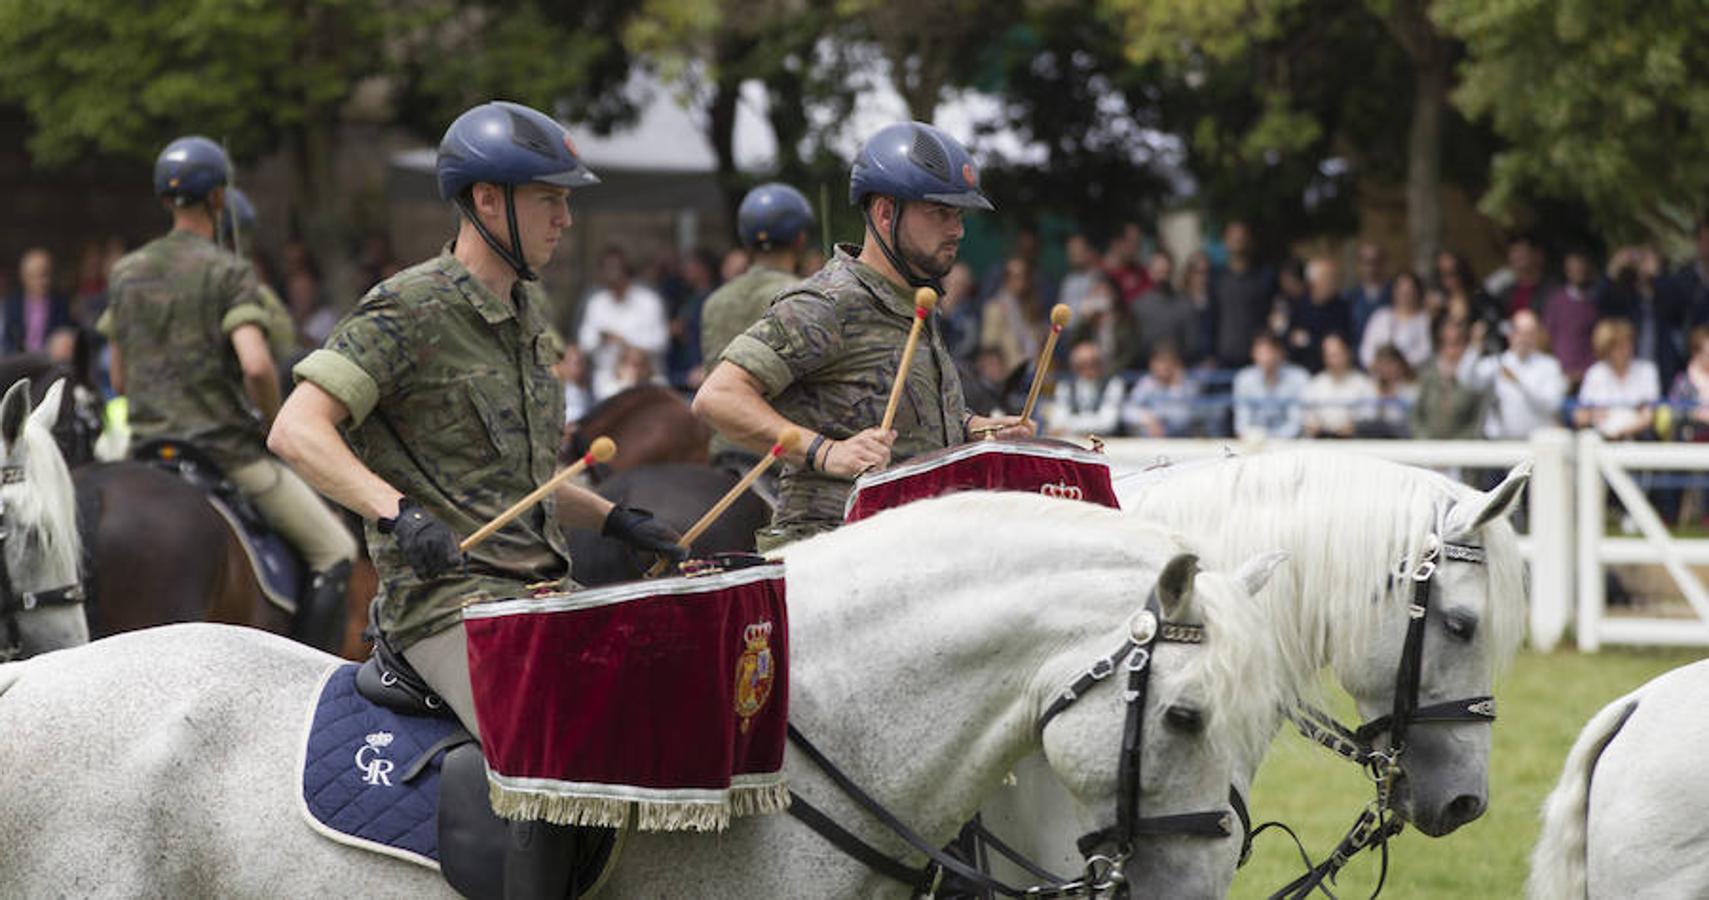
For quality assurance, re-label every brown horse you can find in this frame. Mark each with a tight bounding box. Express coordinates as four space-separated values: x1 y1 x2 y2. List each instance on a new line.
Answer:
562 385 710 480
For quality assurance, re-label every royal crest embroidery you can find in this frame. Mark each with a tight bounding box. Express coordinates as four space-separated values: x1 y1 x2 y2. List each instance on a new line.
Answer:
355 730 396 787
734 621 776 734
1040 481 1084 501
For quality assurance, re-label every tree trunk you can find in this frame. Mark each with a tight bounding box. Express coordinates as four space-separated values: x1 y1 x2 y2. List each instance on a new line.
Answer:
1406 54 1449 277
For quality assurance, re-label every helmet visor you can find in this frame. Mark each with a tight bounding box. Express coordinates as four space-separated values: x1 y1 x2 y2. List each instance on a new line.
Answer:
923 189 994 212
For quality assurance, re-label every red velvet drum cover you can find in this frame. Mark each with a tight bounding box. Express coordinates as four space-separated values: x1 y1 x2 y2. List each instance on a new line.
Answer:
843 439 1120 522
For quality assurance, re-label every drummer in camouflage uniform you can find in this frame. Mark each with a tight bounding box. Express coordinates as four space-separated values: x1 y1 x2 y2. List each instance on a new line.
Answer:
700 182 815 472
694 122 1031 550
270 101 684 897
101 136 356 649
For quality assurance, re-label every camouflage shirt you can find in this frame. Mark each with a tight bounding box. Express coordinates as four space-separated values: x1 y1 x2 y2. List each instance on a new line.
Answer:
99 230 271 470
701 263 799 461
294 247 569 649
722 244 968 543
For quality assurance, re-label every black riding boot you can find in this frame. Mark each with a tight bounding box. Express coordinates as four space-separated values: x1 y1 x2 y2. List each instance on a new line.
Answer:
294 559 351 653
504 820 577 900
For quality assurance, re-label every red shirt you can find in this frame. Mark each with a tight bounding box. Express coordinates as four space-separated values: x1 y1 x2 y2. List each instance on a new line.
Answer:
1106 264 1152 305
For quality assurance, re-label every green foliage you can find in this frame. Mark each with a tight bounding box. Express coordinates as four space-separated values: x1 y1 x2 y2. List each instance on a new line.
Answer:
1438 0 1709 242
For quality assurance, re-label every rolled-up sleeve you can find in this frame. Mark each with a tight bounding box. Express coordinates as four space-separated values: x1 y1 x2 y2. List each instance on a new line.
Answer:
291 290 415 427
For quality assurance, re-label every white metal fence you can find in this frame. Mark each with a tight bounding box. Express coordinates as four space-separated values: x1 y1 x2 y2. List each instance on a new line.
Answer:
1100 428 1709 652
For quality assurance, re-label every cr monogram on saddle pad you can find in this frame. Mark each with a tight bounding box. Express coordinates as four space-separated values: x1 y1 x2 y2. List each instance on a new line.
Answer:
843 439 1119 522
463 559 790 832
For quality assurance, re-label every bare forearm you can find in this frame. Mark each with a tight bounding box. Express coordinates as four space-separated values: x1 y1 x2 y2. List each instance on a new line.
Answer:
244 371 282 426
693 368 817 467
553 482 616 530
269 393 403 521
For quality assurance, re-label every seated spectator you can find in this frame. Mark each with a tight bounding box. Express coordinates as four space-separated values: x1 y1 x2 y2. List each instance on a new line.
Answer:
1233 331 1308 439
1666 325 1709 442
1544 247 1604 384
1065 275 1141 374
6 247 75 357
1433 250 1503 357
1121 342 1200 437
1574 318 1658 440
1045 340 1125 437
1602 245 1683 386
1104 222 1152 304
1059 233 1104 316
1460 309 1568 439
1344 241 1390 347
1286 257 1352 372
1491 232 1553 316
1210 220 1277 369
1365 344 1418 438
1132 250 1200 365
962 345 1015 417
554 344 594 423
594 343 667 401
579 246 670 391
1361 270 1432 372
1301 334 1374 438
1411 320 1488 440
938 261 982 363
981 257 1043 374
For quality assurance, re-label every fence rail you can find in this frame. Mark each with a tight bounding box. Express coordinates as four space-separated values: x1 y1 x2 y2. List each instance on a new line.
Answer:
1100 428 1709 652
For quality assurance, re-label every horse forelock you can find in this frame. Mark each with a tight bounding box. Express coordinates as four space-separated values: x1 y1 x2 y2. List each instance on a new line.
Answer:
2 414 81 591
1130 450 1527 696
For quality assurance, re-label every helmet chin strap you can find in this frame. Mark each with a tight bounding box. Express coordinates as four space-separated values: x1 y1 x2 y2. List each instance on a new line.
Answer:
863 199 943 295
456 184 538 282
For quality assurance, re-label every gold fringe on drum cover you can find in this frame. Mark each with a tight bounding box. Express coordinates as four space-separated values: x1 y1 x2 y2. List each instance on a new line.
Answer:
487 780 793 832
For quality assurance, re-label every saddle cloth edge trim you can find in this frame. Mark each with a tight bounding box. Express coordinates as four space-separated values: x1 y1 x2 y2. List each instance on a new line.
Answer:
294 661 441 873
206 495 296 615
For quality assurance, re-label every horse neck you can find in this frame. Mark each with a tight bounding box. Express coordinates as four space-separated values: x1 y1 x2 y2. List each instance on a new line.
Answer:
781 509 1153 839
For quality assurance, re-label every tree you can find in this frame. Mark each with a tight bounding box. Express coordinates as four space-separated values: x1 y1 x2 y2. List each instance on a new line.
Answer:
0 0 634 290
1438 0 1709 245
1101 0 1475 270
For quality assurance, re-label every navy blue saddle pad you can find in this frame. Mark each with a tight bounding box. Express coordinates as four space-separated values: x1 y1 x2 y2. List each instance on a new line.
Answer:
299 663 466 867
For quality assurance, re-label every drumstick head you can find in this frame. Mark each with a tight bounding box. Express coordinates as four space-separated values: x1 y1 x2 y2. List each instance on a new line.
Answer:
914 287 939 313
775 428 803 454
588 436 618 462
1050 304 1072 328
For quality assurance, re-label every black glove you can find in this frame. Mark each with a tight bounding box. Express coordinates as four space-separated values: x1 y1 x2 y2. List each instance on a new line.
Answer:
602 505 688 563
378 498 464 579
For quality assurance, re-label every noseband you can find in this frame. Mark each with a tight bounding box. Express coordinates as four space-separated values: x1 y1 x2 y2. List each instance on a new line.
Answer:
0 473 86 663
1273 534 1496 898
785 587 1247 898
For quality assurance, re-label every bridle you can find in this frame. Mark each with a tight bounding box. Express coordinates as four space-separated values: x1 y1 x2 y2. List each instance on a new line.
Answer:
785 587 1248 898
0 464 85 663
1272 533 1496 898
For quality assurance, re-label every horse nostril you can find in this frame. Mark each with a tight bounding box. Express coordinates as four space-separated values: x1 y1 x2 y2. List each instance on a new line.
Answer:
1444 793 1485 828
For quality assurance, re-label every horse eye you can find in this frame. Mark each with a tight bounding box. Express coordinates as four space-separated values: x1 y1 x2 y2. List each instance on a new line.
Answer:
1164 705 1204 733
1443 615 1477 641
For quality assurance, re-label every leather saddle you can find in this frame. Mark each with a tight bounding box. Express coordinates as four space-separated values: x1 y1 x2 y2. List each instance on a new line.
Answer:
357 613 615 899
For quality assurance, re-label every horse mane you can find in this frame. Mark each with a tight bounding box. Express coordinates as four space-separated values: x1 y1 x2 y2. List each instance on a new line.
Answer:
1129 450 1528 695
783 490 1299 769
3 410 81 591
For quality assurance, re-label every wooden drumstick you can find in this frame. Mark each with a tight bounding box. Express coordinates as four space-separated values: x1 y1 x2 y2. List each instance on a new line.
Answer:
1018 304 1073 426
460 436 616 553
647 429 801 577
879 287 939 433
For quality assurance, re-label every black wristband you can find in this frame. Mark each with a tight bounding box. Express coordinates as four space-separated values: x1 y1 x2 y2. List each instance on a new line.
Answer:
804 434 827 472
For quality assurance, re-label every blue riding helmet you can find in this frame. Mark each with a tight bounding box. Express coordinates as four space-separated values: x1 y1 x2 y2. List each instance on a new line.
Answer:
737 183 815 251
848 122 992 212
435 100 599 281
219 186 257 246
154 136 230 203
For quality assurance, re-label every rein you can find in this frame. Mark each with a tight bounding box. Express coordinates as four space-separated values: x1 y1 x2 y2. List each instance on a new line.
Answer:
785 587 1241 898
1268 535 1496 899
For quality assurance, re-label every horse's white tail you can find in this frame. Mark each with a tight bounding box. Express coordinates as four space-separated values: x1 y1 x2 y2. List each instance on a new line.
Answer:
1527 688 1643 899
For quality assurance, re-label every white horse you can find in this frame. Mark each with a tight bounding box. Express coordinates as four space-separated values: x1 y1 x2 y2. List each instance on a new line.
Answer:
979 450 1530 883
1529 658 1709 898
0 492 1299 898
0 377 85 659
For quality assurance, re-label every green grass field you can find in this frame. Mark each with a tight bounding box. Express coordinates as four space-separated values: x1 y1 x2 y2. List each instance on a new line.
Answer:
1227 644 1707 899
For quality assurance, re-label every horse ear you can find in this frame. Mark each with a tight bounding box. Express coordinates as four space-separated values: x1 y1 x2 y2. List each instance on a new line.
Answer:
1156 552 1200 619
0 378 31 448
29 378 64 434
1445 462 1532 538
1233 550 1288 596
